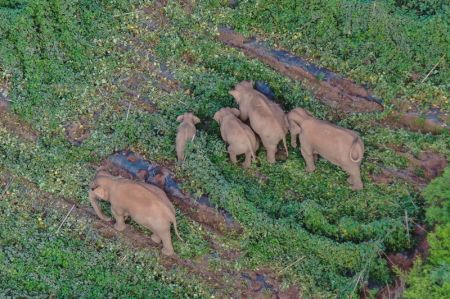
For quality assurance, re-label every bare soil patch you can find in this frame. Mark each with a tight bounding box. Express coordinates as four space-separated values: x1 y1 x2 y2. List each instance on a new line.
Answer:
217 27 383 114
372 149 447 189
384 109 449 135
0 104 38 142
99 150 243 236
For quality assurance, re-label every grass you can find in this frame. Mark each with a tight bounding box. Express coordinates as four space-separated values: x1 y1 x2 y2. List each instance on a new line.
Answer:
0 0 449 297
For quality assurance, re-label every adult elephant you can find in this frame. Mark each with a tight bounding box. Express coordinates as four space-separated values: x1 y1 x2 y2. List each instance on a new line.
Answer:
229 81 288 164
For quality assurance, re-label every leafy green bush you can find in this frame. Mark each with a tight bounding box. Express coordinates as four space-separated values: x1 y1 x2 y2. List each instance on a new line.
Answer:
395 0 449 16
405 166 450 298
194 0 450 110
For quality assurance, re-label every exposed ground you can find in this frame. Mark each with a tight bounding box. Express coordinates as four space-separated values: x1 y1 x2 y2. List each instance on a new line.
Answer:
0 0 449 298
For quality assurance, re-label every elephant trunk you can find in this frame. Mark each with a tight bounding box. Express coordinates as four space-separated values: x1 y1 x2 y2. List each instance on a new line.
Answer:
89 189 111 221
287 110 306 128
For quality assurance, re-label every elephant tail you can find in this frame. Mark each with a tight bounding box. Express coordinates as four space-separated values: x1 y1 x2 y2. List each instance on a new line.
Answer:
349 137 364 163
172 215 184 242
176 134 186 161
241 125 257 162
282 135 288 157
246 133 256 161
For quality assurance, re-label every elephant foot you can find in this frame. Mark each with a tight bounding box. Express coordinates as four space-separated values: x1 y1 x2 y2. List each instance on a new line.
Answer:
242 161 251 168
151 234 161 244
351 182 363 191
306 166 316 173
101 216 112 222
161 247 174 256
347 177 353 184
267 156 276 164
114 222 126 231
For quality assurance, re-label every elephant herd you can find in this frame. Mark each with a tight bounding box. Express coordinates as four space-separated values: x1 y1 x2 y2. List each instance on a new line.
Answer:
177 80 364 190
90 80 365 256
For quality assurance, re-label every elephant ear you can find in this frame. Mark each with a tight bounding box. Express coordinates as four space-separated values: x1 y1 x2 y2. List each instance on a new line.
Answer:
92 186 109 200
192 115 200 124
304 109 314 117
230 108 240 117
176 115 184 122
213 111 222 123
229 89 239 100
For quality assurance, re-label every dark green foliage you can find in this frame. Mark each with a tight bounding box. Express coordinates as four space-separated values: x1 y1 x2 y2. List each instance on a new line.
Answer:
395 0 449 16
0 0 449 297
405 167 450 298
195 0 450 111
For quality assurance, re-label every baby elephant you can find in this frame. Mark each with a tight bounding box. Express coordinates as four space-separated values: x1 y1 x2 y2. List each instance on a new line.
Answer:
214 107 259 168
288 108 365 190
89 172 182 256
176 112 200 162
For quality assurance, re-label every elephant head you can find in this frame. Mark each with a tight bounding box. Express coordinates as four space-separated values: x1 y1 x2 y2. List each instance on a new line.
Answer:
89 173 114 221
213 107 240 124
287 108 314 148
229 81 254 121
176 112 200 125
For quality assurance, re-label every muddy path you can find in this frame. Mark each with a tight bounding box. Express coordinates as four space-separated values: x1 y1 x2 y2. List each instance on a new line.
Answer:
368 146 446 298
217 27 383 114
0 169 299 298
99 150 243 236
371 146 447 190
217 28 449 135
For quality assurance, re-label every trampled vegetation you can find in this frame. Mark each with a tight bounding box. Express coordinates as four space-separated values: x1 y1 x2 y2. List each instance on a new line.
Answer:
0 0 449 298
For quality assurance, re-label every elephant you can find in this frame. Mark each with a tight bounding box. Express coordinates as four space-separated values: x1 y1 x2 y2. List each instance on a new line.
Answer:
287 108 365 190
176 112 200 161
229 80 288 164
213 107 259 168
89 172 182 256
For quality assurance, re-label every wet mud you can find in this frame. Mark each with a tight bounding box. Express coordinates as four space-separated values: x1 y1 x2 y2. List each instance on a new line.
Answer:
218 27 383 113
100 150 243 235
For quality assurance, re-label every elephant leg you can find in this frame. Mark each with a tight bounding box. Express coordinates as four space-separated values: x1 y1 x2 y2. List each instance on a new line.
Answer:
262 139 277 164
243 152 251 168
313 154 319 162
159 227 175 256
112 208 126 231
151 233 161 244
347 176 354 185
228 145 237 164
347 166 363 190
301 147 316 172
290 132 298 148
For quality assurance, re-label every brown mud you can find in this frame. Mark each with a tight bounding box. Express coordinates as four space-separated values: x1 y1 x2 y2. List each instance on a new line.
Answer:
217 27 383 114
369 148 442 298
1 169 299 298
384 109 449 135
371 148 447 190
366 224 429 299
99 150 243 236
64 116 92 146
0 100 38 142
217 28 449 135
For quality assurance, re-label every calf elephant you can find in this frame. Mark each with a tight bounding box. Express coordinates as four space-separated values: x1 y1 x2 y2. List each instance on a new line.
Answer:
89 172 182 256
288 108 365 190
229 80 288 164
176 112 200 162
214 107 259 168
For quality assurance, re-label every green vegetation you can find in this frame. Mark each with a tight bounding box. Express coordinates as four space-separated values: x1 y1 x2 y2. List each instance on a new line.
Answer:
0 170 208 298
0 0 449 298
195 0 450 111
405 167 450 299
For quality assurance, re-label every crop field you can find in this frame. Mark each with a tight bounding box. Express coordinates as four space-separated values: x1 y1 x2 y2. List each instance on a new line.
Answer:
0 0 449 298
